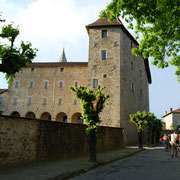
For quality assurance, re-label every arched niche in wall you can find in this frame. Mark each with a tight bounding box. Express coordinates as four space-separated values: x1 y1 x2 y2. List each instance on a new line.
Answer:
10 111 20 117
25 112 36 119
71 112 83 124
40 112 51 121
55 112 68 122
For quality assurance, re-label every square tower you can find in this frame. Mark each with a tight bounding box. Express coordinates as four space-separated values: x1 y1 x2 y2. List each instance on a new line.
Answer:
86 16 151 144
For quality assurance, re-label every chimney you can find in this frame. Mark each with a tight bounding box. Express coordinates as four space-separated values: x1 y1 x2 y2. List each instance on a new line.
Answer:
170 108 173 112
165 111 167 115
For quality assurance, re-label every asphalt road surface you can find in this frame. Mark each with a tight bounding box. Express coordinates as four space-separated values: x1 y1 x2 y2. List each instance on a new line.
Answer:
70 146 180 180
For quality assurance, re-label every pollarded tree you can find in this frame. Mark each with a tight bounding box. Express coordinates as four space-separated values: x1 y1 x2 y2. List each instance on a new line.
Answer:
100 0 180 82
0 15 37 83
70 85 110 162
130 110 151 148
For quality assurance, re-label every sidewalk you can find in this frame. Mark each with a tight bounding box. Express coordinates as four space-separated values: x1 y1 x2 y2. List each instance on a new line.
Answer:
0 146 145 180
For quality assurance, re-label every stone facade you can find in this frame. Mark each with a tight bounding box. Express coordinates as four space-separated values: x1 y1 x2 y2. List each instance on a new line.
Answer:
0 115 124 166
86 17 151 144
0 63 88 123
0 16 151 145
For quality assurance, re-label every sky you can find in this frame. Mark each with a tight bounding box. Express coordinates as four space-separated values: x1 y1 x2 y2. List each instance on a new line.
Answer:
0 0 180 119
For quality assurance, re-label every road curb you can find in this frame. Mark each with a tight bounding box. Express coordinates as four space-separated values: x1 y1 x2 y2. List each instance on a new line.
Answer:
48 148 145 180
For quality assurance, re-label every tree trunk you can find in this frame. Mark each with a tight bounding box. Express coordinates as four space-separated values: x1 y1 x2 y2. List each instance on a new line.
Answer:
87 129 97 163
138 130 143 148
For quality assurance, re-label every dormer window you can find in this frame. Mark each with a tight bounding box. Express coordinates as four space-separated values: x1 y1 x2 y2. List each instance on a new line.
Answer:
102 30 107 38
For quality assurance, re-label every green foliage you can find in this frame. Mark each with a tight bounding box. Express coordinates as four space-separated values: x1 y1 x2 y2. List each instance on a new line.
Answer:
70 85 110 133
154 119 163 133
100 0 180 82
174 124 180 130
0 15 38 84
129 110 148 132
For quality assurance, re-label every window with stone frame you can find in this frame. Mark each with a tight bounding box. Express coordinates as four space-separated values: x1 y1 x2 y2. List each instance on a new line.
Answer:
101 50 107 60
44 81 48 88
93 79 98 88
30 82 33 88
15 81 19 88
102 30 107 38
13 98 17 105
60 68 64 72
43 98 47 105
74 99 77 105
60 82 63 88
28 98 32 105
58 98 62 105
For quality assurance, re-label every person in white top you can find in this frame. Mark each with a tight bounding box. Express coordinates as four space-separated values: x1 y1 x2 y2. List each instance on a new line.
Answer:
171 131 179 158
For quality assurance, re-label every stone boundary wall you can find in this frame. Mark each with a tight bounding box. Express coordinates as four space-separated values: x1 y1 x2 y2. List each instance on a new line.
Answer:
0 115 124 166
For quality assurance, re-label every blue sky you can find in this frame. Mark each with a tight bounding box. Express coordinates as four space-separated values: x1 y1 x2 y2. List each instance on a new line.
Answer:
0 0 180 119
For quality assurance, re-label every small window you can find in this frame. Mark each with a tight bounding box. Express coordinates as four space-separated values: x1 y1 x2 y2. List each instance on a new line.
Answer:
31 68 34 72
28 98 32 105
114 42 118 47
131 62 133 70
75 82 78 87
131 82 135 93
13 98 17 105
74 99 77 105
93 79 98 88
60 68 64 72
43 98 46 105
30 82 33 88
94 42 98 48
140 89 142 98
0 97 3 104
15 81 19 88
101 50 106 60
58 98 62 105
44 82 48 88
102 30 107 38
60 82 63 88
140 70 142 77
103 74 107 78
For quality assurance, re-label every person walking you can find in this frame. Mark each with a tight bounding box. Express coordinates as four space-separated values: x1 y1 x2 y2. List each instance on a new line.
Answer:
163 134 169 152
170 131 179 158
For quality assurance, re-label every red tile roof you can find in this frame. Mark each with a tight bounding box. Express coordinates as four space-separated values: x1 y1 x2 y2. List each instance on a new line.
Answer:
162 108 180 118
86 15 139 45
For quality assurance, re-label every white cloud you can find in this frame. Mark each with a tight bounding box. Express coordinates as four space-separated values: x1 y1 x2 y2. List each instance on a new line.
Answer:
14 0 103 42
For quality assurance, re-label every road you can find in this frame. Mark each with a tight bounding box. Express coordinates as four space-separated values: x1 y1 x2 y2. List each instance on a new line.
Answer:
70 146 180 180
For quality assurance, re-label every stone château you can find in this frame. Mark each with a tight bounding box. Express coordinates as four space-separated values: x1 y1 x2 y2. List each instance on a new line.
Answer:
0 16 151 144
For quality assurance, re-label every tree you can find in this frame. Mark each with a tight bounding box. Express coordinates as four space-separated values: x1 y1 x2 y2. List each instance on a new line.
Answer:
154 119 163 143
100 0 180 82
144 112 156 145
129 110 148 148
70 85 110 162
0 14 37 84
173 124 180 130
